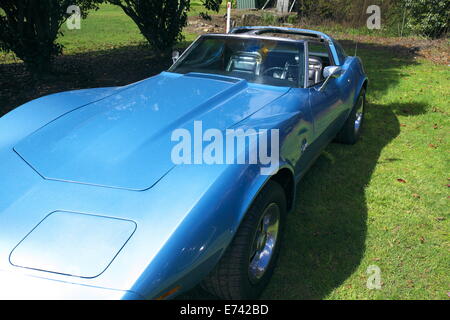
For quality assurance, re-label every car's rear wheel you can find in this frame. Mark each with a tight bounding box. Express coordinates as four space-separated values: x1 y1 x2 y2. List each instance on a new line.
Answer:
201 181 286 299
335 88 366 144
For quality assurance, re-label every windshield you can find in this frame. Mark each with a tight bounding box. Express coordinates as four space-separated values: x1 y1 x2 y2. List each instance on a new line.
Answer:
169 36 305 88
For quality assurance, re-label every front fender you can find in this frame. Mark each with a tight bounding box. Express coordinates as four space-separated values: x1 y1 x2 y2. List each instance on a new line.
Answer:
129 157 294 299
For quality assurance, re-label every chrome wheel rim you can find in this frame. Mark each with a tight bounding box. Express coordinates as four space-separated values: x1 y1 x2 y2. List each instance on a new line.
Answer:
248 203 280 284
354 95 364 135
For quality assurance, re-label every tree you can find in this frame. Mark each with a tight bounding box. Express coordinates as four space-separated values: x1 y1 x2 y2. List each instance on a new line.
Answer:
0 0 102 74
108 0 190 54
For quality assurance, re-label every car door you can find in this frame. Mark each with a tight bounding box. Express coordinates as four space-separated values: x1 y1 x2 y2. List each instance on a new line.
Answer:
307 41 346 147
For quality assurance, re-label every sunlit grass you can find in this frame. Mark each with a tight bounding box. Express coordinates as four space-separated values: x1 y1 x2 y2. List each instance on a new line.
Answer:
58 2 226 53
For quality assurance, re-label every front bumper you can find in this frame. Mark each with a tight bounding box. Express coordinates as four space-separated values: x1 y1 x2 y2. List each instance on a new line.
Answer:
0 269 143 300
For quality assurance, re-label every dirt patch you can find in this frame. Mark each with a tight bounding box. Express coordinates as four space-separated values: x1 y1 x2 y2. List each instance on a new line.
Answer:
185 13 229 34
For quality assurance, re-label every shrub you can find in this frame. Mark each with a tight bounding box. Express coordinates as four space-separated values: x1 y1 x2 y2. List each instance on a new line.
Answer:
402 0 449 38
108 0 190 54
0 0 101 74
261 12 277 25
199 0 222 20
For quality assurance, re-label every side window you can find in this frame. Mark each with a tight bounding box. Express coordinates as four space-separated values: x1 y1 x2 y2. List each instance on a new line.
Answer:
307 41 334 87
333 40 347 65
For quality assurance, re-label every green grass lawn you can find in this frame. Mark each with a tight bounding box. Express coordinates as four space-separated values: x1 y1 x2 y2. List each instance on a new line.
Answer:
1 4 449 300
58 4 144 54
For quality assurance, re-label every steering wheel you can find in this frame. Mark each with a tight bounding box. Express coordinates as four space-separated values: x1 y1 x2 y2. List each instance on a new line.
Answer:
262 67 285 77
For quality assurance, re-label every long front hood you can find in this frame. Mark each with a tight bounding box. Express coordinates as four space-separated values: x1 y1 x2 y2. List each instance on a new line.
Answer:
14 72 289 190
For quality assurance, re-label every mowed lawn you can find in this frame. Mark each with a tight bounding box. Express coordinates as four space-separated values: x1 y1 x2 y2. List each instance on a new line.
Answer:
1 4 449 300
57 2 221 54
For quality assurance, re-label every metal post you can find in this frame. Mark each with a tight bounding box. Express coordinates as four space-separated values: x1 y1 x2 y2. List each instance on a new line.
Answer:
289 0 296 12
261 0 271 10
226 2 231 33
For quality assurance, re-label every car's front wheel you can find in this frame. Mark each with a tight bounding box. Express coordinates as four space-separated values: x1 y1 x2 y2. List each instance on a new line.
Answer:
201 181 287 299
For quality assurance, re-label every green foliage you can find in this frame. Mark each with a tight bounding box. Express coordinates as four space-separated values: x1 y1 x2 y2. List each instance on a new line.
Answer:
0 0 102 74
401 0 449 38
107 0 190 53
201 0 222 12
286 14 298 25
297 0 335 20
198 0 222 20
295 0 448 38
261 12 277 25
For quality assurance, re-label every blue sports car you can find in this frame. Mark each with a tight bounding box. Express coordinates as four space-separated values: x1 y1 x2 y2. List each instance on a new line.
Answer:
0 27 367 300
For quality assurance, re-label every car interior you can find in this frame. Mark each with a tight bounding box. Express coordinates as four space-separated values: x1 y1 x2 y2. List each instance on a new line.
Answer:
172 33 337 88
226 51 263 76
228 28 336 88
307 41 334 87
222 43 334 88
226 50 301 85
173 38 305 87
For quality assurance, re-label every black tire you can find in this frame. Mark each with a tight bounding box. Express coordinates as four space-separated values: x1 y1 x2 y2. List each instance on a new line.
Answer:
201 181 287 300
335 88 366 144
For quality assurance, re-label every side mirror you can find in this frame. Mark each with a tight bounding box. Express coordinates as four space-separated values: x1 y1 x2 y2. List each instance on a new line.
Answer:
318 66 343 92
172 51 180 64
323 66 342 79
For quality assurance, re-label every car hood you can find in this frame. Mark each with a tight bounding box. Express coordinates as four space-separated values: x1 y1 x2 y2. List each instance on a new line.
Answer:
14 72 289 191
